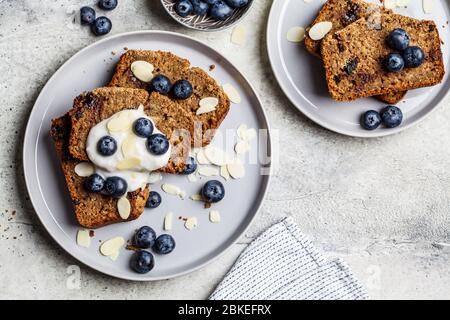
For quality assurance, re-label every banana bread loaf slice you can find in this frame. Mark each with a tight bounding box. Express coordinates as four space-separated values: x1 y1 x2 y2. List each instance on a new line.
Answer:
109 50 230 147
321 14 444 101
50 114 149 229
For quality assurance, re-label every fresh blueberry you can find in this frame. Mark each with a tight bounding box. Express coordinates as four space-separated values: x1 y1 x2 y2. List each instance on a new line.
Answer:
225 0 249 8
146 133 170 155
381 106 403 128
209 1 233 21
97 136 117 156
175 0 194 17
383 53 404 73
104 176 128 198
146 191 162 209
134 226 157 249
98 0 118 10
191 0 209 15
201 180 225 203
153 234 176 255
387 28 410 51
84 174 105 193
360 110 382 130
91 16 112 36
133 118 154 138
171 80 193 100
402 46 425 68
130 250 155 274
80 6 96 25
182 157 197 175
149 75 172 95
204 0 219 4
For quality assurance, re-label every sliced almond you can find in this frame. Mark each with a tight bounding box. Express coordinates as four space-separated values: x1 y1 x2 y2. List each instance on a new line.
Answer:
117 197 131 220
384 0 396 9
198 165 220 177
107 112 132 132
130 61 154 82
196 98 218 115
187 173 197 183
235 141 250 154
74 162 95 177
117 157 141 170
109 251 120 261
222 83 241 104
147 172 162 184
209 210 221 223
422 0 433 13
184 217 198 231
227 159 246 179
220 165 230 181
161 183 185 199
190 194 203 201
242 128 257 141
204 146 229 166
237 124 248 139
396 0 410 6
122 134 136 158
286 26 306 43
196 149 211 165
76 229 91 248
100 237 125 257
308 21 333 41
231 25 246 46
164 212 173 231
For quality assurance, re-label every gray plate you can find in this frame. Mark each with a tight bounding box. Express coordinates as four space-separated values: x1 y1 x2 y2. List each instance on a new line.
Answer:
23 31 271 281
267 0 450 138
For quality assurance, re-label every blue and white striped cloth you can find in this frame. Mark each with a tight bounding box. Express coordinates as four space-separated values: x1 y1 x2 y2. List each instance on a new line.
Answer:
210 217 368 300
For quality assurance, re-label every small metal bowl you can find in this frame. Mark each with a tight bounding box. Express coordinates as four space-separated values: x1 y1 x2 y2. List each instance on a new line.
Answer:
160 0 254 32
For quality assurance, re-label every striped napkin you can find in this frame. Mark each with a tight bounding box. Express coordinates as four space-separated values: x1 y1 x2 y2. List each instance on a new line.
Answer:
209 217 368 300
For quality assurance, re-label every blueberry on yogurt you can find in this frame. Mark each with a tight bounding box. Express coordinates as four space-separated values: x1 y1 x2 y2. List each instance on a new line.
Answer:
97 136 117 156
133 117 154 138
84 174 105 193
146 133 170 155
104 176 128 198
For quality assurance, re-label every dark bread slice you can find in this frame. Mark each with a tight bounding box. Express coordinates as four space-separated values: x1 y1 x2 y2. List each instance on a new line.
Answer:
304 0 406 104
109 50 231 147
50 114 149 229
67 87 189 174
321 14 445 101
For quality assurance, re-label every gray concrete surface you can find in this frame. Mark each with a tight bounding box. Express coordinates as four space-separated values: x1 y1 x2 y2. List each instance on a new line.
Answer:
1 0 450 300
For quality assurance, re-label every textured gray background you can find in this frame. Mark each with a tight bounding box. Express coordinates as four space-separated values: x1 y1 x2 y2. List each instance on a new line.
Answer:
1 0 450 300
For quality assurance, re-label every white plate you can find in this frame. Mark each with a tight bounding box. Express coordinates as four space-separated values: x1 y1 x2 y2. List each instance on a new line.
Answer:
267 0 450 137
23 31 271 281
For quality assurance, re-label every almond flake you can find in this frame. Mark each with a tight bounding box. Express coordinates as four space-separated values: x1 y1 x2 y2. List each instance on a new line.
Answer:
184 217 198 231
117 157 141 170
76 229 91 248
242 128 257 141
227 159 245 179
130 61 154 82
196 149 211 165
231 25 246 46
237 124 248 139
122 134 136 158
109 251 120 261
287 26 306 43
164 212 173 231
198 165 220 177
222 83 241 104
196 103 217 115
161 183 186 199
147 172 162 184
220 165 230 181
100 237 125 257
74 162 95 177
204 146 229 166
384 0 396 9
422 0 433 13
187 173 197 183
235 141 250 154
117 197 131 220
308 21 333 41
107 112 132 132
209 210 221 223
190 194 203 201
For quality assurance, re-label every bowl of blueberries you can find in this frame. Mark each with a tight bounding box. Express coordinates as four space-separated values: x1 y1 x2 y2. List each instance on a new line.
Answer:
161 0 253 31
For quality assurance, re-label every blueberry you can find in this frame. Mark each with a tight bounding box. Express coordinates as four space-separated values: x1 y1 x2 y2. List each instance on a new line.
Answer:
153 234 176 255
134 226 157 249
201 180 225 203
130 250 155 274
171 80 193 100
182 157 197 175
225 0 249 8
360 110 382 130
191 0 209 15
133 118 154 138
146 191 162 209
149 75 172 95
146 133 170 155
383 53 404 73
204 0 219 4
104 176 128 198
209 1 233 21
91 16 112 36
84 174 105 193
175 0 193 17
98 0 118 10
402 46 425 68
381 106 403 128
387 28 410 51
97 136 117 156
80 6 96 25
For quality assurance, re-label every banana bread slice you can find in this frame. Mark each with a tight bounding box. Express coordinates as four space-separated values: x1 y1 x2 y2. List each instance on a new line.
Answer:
304 0 406 104
321 14 445 101
109 50 231 147
50 114 149 229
